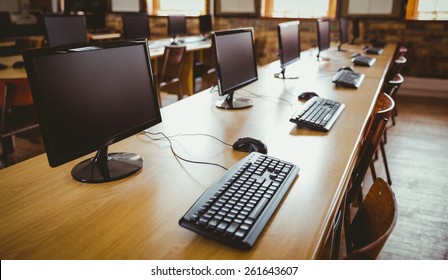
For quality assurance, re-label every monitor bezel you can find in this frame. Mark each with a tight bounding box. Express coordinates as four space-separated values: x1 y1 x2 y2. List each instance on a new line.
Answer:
338 18 349 51
211 27 258 98
43 14 89 47
277 20 301 70
23 40 162 168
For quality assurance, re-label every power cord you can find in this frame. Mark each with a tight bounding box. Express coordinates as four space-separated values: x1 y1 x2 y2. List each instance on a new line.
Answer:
141 131 230 170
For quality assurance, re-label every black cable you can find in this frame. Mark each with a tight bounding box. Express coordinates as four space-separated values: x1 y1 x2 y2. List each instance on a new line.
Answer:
142 131 229 170
240 88 295 106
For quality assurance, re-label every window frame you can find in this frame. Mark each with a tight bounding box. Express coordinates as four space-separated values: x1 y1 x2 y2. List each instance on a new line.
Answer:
406 0 448 20
263 0 337 19
150 0 210 16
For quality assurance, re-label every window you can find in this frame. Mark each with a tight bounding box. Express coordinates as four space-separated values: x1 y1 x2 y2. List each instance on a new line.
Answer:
264 0 337 18
406 0 448 20
149 0 208 16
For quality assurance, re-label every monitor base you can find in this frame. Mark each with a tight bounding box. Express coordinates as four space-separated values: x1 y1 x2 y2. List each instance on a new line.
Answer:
71 149 143 183
215 95 253 109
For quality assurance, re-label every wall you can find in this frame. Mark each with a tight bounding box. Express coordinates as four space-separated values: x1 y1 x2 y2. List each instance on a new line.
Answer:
106 14 448 80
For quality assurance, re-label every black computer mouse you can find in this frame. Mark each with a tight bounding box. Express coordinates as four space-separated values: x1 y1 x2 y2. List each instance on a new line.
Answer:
338 66 354 72
12 61 25 69
298 91 319 101
233 137 268 154
0 63 7 70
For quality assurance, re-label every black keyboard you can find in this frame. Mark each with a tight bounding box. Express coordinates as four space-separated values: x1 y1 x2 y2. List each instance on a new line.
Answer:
289 97 345 132
332 70 365 88
179 152 300 250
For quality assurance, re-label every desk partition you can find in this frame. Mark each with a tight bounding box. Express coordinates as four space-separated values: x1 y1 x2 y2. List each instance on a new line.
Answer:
0 44 395 259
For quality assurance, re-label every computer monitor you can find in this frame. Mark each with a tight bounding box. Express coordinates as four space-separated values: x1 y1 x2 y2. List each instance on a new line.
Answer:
23 40 162 183
351 18 360 44
199 14 213 35
168 15 187 44
122 13 150 39
43 15 88 47
211 28 258 109
338 18 349 51
276 20 301 79
317 19 331 61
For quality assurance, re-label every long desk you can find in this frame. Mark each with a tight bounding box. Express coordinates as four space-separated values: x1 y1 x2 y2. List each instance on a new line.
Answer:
0 44 395 259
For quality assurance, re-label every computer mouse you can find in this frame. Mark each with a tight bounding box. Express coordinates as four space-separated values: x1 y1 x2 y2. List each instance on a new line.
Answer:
0 63 7 70
12 61 25 69
233 137 268 154
338 66 354 72
298 91 319 101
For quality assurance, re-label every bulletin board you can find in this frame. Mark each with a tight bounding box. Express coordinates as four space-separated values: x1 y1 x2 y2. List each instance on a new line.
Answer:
340 0 404 18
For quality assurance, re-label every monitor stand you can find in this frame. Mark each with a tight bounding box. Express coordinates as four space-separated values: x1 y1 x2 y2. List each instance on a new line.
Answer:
337 43 348 52
71 146 143 183
215 91 253 109
274 68 298 79
317 51 330 61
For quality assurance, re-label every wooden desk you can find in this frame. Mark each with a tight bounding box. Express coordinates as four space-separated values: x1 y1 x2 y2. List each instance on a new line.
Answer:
0 44 395 260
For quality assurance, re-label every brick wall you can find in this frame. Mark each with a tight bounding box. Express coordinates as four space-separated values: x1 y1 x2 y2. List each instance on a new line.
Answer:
106 14 448 79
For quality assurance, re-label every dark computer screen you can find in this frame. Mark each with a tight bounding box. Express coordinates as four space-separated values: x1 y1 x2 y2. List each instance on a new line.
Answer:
212 28 258 109
168 15 187 38
43 15 88 47
276 20 301 79
317 19 331 60
23 41 162 183
122 13 150 39
338 18 348 51
199 14 213 34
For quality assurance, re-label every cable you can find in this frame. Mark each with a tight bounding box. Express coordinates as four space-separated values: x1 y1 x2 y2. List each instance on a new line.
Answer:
142 131 229 170
239 88 295 106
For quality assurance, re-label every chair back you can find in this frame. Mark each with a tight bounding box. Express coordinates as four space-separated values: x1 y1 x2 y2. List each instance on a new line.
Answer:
348 92 395 204
345 178 397 259
159 45 186 82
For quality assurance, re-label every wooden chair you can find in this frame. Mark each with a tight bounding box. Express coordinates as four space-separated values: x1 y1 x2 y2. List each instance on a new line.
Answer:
344 92 395 252
344 178 397 259
157 45 187 106
1 81 39 166
384 55 406 126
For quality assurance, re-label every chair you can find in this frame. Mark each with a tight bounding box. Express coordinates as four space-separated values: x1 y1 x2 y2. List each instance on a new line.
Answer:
157 45 187 106
344 92 395 252
383 55 407 126
1 82 39 166
344 178 397 259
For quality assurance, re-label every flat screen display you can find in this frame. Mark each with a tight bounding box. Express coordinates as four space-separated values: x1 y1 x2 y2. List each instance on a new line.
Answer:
44 15 88 47
24 42 161 168
278 21 301 69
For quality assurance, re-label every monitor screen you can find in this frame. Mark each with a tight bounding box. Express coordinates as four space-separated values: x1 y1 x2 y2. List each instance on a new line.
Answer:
23 41 162 183
43 15 88 47
122 13 150 39
338 18 349 51
199 14 212 34
212 28 258 109
317 19 331 60
168 15 187 38
276 20 301 79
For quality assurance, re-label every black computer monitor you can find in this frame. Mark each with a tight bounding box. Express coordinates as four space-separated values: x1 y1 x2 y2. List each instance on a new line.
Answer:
43 15 88 47
317 19 331 61
351 18 360 44
23 41 162 183
122 13 150 39
211 28 258 109
338 18 349 51
168 15 187 44
199 14 213 35
276 20 301 79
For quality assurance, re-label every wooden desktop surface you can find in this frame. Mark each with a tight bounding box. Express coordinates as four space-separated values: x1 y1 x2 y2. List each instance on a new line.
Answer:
0 44 395 259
